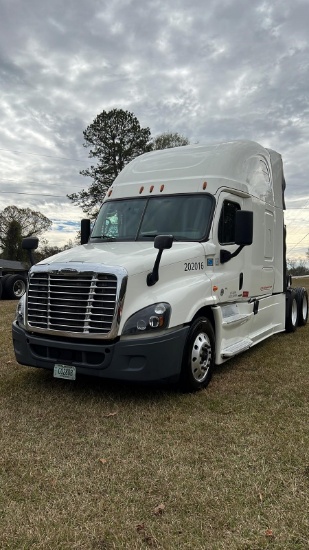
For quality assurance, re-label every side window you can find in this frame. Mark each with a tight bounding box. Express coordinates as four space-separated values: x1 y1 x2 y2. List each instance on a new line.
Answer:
218 200 240 244
260 159 271 184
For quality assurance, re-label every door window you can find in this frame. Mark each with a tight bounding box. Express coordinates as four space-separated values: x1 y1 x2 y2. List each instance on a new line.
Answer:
218 200 240 244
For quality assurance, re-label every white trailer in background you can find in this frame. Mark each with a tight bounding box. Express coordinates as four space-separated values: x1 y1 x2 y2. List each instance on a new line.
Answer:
13 141 308 390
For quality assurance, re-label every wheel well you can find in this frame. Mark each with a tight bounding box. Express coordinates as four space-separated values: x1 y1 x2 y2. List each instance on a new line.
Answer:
191 306 215 331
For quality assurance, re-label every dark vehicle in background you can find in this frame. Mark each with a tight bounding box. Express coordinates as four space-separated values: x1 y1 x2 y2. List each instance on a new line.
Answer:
0 260 28 300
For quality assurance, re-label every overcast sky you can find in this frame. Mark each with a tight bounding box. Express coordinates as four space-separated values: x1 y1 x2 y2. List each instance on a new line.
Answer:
0 0 308 260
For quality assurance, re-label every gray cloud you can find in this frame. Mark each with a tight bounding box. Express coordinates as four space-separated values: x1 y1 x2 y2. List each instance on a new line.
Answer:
0 0 308 258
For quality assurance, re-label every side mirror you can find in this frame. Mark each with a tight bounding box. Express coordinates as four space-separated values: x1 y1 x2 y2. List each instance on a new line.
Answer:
154 235 174 251
81 219 91 244
147 235 174 287
22 237 39 266
22 237 39 251
235 210 253 246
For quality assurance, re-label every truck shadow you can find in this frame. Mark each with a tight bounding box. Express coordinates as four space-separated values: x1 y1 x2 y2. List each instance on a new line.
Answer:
18 366 180 405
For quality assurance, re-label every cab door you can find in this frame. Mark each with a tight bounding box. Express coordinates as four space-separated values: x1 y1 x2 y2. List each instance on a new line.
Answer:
211 192 247 303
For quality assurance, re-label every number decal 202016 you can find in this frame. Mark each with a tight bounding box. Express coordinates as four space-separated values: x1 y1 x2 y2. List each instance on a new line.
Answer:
184 262 204 271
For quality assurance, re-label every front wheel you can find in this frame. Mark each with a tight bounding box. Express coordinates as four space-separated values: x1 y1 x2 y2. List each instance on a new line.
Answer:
180 317 215 392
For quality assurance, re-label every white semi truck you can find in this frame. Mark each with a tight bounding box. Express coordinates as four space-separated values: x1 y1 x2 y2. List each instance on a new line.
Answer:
12 140 308 390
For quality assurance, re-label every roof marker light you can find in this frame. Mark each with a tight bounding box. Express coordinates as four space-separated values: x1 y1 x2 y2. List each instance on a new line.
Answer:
150 185 154 193
203 181 207 190
139 186 144 194
108 188 113 197
160 184 164 192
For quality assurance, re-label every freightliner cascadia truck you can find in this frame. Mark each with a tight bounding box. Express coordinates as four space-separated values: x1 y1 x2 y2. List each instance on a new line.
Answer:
12 140 308 391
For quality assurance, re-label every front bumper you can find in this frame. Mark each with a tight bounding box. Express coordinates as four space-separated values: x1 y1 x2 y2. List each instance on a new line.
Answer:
12 321 189 383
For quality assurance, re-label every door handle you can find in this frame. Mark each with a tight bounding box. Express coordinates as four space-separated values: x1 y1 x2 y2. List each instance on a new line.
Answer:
239 272 243 290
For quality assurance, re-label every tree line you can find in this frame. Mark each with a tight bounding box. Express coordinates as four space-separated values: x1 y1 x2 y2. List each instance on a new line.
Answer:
286 258 309 276
0 205 76 263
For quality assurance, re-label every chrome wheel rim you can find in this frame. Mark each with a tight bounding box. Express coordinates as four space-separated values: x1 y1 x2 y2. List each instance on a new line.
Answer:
13 280 26 298
302 295 308 320
191 332 212 383
291 298 298 326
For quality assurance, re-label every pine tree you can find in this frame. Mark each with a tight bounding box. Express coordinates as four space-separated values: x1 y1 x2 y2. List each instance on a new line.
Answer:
68 109 151 217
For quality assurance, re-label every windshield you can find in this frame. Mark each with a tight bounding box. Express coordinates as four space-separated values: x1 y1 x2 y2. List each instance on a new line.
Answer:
91 194 214 242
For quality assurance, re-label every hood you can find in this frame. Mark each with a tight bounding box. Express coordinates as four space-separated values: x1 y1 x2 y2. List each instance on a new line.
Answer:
37 241 205 276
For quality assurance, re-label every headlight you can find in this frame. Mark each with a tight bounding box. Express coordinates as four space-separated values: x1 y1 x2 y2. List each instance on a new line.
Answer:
15 294 26 325
122 303 171 335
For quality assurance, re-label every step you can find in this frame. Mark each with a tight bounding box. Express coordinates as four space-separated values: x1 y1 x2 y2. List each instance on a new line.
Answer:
221 338 253 358
222 313 251 326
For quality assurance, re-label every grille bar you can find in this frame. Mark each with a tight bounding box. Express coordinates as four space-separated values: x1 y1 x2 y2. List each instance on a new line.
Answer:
27 272 118 335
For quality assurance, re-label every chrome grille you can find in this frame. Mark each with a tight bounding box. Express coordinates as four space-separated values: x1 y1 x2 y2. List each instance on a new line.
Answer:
27 272 118 335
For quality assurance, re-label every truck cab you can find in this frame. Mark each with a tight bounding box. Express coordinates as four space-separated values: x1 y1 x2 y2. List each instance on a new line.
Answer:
12 140 308 390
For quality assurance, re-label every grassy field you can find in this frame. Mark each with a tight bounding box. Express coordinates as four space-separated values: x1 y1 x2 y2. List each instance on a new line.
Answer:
1 280 309 549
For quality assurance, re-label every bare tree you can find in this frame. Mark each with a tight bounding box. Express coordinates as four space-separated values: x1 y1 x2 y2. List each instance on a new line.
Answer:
0 206 52 261
151 132 189 150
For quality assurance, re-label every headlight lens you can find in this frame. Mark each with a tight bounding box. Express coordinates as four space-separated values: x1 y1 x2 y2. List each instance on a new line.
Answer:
122 303 171 335
15 294 26 324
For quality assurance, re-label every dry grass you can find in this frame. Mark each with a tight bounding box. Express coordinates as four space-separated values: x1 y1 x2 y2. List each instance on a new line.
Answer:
1 279 309 549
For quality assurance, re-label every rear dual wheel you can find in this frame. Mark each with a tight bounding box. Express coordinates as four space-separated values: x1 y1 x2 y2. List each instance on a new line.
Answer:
285 289 298 333
2 274 27 300
285 287 308 332
295 287 308 326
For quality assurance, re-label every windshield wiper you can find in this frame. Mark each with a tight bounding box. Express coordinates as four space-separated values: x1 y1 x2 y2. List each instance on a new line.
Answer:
140 232 178 241
92 234 117 241
140 232 158 237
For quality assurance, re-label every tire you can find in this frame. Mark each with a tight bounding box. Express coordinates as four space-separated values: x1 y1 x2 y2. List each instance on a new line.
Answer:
285 288 298 333
180 317 215 392
295 287 308 327
3 274 27 300
0 274 14 299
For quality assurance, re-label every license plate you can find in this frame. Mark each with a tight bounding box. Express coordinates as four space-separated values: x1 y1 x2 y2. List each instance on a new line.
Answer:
53 364 76 380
